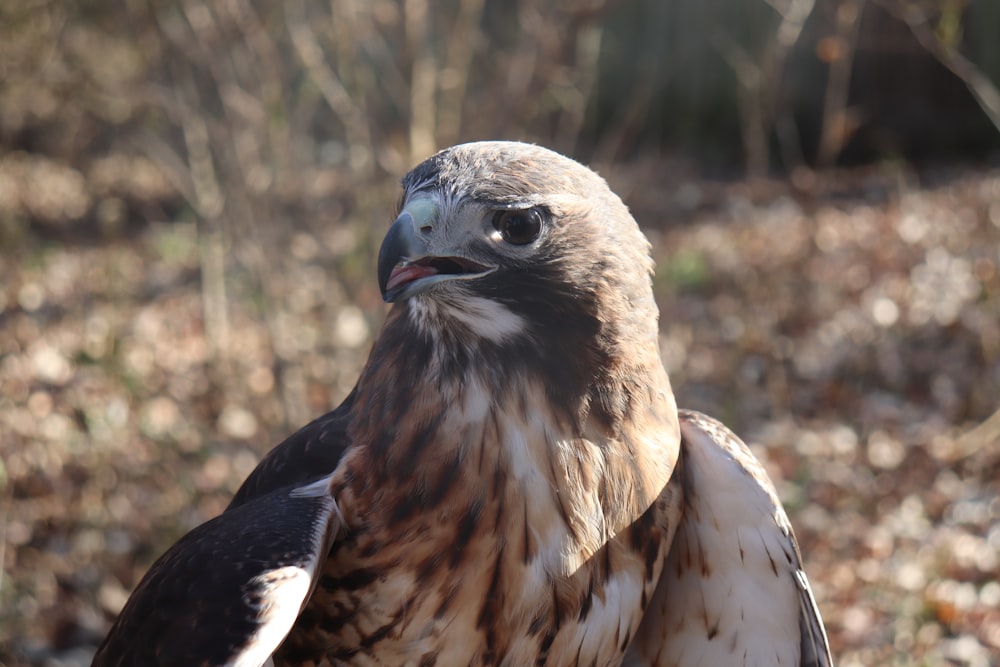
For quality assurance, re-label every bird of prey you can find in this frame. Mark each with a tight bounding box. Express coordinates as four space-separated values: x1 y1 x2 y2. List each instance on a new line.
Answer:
93 141 832 666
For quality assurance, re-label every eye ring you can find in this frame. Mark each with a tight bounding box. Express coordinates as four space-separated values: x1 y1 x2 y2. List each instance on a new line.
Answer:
493 208 543 245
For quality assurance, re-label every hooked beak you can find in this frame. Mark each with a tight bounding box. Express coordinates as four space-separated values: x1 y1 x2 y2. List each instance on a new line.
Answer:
377 204 493 303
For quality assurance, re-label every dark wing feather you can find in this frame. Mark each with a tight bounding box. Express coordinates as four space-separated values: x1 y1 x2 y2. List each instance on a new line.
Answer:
228 385 356 509
92 477 340 667
797 566 835 667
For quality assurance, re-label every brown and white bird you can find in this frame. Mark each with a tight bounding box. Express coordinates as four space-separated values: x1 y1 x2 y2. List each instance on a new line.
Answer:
92 141 832 666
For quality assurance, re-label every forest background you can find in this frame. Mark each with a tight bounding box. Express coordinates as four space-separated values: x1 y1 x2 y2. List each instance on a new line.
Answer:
2 1 1000 664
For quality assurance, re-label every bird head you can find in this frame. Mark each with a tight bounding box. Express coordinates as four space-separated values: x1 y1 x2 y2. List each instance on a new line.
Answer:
377 142 660 352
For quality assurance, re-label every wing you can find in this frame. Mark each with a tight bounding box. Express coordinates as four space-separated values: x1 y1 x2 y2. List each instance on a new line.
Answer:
627 410 832 667
92 476 341 667
228 385 356 509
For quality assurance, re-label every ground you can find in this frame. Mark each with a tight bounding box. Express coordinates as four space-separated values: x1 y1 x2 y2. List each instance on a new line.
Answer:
1 164 998 666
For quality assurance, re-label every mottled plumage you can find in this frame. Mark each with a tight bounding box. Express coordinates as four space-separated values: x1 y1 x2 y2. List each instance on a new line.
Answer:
93 142 832 667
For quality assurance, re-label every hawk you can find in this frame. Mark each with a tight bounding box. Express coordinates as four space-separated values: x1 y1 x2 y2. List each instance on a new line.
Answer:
93 141 832 666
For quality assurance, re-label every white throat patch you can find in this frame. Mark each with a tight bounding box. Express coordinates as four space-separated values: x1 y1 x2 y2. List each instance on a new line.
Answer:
408 295 527 344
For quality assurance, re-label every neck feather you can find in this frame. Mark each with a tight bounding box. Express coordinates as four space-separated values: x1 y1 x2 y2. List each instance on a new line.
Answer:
346 305 680 539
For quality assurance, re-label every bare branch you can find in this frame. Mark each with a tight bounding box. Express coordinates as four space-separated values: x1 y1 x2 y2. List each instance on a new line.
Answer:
874 0 1000 133
405 0 437 162
716 0 818 180
816 0 865 169
437 0 486 148
285 0 374 174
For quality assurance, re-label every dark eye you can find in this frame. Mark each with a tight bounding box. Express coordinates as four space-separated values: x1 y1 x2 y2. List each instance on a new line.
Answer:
493 208 543 245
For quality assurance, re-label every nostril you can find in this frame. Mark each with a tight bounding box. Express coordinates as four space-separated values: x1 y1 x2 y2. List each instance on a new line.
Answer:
420 225 432 234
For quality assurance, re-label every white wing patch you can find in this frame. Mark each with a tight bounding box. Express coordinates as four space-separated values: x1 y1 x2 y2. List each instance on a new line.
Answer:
230 566 315 667
289 473 335 498
230 475 341 667
627 411 831 667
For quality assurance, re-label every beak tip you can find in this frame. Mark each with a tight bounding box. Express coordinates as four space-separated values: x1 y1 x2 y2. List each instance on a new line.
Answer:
377 211 422 303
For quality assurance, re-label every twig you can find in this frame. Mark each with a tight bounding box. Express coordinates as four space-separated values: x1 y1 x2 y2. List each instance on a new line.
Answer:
437 0 486 148
286 0 374 174
817 0 865 169
713 30 768 180
954 408 1000 460
873 0 1000 134
716 0 818 179
405 0 437 161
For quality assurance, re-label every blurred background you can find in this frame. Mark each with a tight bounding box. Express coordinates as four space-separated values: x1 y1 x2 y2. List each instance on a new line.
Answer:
1 0 999 665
